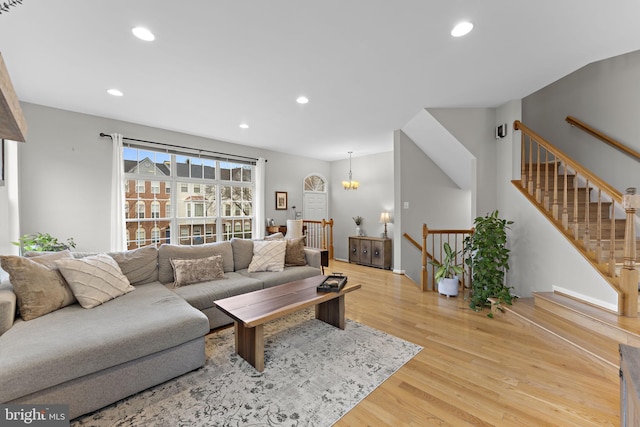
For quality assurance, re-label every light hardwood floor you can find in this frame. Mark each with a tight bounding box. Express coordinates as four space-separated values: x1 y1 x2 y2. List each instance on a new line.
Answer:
331 260 619 426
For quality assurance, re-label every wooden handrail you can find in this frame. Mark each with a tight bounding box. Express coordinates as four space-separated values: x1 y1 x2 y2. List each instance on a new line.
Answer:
566 116 640 162
403 232 422 251
514 120 623 204
514 120 637 316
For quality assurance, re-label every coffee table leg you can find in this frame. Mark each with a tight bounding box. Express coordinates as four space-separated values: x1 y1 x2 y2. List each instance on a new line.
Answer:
316 294 346 329
235 322 264 372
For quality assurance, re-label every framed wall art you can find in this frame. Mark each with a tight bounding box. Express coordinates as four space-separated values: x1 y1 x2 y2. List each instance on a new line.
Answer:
275 191 287 210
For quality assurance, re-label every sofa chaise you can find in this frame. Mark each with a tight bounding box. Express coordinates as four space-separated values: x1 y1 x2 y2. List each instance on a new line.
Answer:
0 236 322 419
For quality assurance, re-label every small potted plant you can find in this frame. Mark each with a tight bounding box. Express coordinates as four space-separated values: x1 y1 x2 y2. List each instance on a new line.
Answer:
429 242 463 297
352 216 363 236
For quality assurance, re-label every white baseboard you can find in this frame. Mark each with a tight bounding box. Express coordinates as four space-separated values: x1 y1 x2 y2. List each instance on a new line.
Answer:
552 286 618 312
392 269 405 275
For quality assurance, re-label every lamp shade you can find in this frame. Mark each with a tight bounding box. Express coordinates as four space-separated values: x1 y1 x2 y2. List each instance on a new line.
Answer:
285 219 304 239
379 212 390 223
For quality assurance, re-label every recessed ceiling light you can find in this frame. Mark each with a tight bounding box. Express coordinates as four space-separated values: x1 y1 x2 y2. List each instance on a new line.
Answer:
296 96 309 104
239 123 249 129
132 27 155 41
107 89 124 97
451 21 473 37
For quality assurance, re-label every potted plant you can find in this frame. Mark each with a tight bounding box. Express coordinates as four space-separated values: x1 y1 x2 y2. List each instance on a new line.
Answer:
429 242 463 297
13 232 76 254
352 216 363 236
463 210 515 316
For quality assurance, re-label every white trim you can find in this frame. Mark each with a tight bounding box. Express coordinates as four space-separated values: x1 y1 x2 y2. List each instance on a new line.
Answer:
552 285 618 312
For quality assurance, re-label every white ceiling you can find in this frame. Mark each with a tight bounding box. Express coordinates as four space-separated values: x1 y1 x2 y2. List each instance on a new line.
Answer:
1 1 640 161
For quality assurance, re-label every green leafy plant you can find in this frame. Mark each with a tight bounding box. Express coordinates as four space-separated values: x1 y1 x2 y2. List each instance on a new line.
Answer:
463 210 514 316
429 242 463 283
352 216 363 226
13 232 76 253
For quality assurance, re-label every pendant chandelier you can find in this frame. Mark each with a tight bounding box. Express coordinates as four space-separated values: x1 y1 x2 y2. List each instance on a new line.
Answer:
342 151 360 190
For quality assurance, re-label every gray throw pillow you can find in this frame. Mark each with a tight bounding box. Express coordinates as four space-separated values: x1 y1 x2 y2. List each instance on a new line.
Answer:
157 241 234 284
170 254 225 287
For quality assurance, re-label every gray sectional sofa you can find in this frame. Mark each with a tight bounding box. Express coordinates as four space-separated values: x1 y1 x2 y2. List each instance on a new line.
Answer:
0 238 322 420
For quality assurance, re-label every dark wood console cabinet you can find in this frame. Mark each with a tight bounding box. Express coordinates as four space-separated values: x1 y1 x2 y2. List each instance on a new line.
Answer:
348 236 391 270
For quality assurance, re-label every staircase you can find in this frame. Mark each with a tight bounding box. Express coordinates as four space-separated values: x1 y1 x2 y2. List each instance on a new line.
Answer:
513 120 639 317
502 120 640 377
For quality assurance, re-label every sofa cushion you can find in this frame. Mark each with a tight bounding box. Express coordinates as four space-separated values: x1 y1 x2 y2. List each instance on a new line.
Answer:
248 240 286 272
231 238 254 271
0 282 209 403
55 254 135 309
0 250 76 321
169 272 263 311
285 237 307 266
238 266 322 289
108 245 158 286
158 241 234 284
170 254 225 287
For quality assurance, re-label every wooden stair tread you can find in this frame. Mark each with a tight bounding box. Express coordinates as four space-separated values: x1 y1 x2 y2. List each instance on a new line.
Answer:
503 296 620 368
534 292 640 332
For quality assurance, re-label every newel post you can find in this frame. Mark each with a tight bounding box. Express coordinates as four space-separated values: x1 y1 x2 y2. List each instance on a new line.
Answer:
621 188 639 317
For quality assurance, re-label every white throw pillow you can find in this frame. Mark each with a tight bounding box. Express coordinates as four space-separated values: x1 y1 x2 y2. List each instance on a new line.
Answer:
56 254 134 308
247 240 286 272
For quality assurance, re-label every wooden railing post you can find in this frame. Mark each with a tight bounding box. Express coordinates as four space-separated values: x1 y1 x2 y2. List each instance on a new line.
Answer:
621 188 639 317
422 224 428 292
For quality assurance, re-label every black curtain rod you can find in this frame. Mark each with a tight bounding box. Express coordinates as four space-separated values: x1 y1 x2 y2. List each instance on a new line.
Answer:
98 132 261 163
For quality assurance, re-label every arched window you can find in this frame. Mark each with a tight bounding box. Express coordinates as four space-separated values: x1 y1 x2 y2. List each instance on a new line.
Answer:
151 227 161 243
136 227 146 247
304 174 326 192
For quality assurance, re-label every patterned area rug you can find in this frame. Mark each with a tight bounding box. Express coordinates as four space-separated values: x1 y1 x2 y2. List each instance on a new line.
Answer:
73 309 422 426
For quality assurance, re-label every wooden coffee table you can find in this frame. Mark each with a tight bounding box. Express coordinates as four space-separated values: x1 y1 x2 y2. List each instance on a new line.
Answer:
214 275 361 372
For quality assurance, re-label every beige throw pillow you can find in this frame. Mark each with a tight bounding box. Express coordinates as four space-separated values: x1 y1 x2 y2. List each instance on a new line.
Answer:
0 250 76 321
55 254 134 309
285 237 307 266
248 240 286 272
170 254 225 287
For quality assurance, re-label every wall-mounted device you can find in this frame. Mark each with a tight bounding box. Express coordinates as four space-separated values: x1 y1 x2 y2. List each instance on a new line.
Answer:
495 123 507 139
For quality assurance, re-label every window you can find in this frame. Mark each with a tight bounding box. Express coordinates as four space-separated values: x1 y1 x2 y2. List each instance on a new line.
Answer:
136 227 146 247
151 227 161 243
124 203 129 219
123 146 255 250
136 201 145 219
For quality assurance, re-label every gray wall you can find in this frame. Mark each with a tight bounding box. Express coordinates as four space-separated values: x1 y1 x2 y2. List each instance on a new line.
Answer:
522 49 640 193
427 108 498 218
395 130 470 284
16 103 330 252
330 151 394 262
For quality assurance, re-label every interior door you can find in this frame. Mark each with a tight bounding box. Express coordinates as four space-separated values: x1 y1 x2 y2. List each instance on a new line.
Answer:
303 192 327 220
